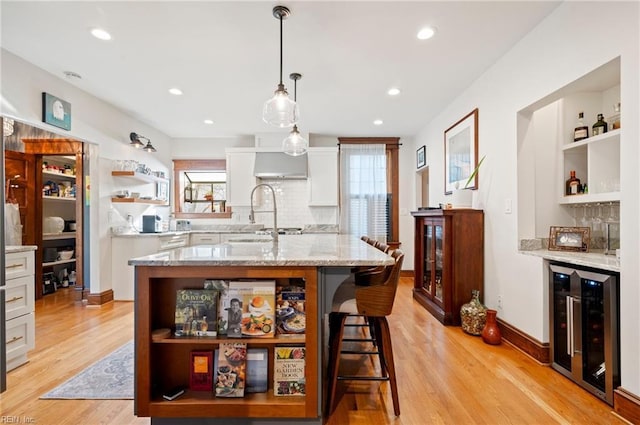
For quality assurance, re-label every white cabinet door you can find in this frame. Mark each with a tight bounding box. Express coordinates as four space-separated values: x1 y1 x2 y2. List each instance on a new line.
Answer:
226 150 256 207
308 147 338 206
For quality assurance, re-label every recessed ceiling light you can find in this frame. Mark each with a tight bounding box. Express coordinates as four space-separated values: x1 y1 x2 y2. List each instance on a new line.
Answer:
417 26 436 40
387 88 401 96
204 119 214 125
373 119 383 126
168 88 183 96
90 28 112 41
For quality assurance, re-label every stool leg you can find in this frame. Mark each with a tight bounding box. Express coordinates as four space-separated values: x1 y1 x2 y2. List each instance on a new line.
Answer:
370 318 387 377
378 316 400 416
327 312 347 416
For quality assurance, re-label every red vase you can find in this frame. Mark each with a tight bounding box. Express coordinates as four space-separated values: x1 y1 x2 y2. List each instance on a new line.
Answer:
482 309 502 345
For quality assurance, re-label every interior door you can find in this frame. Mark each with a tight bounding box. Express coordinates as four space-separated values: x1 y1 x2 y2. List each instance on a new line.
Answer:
4 150 37 246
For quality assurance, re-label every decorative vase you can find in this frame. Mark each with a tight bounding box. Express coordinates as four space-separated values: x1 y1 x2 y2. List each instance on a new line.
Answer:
482 309 502 345
460 289 487 335
452 188 473 208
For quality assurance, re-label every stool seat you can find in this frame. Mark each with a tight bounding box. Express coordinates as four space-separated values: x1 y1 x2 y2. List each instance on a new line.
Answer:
327 249 404 417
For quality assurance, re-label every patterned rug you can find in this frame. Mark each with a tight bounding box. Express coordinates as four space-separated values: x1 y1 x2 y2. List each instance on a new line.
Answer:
40 341 133 399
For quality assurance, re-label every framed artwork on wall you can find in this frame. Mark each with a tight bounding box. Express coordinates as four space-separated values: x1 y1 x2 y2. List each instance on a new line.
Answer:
42 92 71 131
444 108 478 194
416 145 426 169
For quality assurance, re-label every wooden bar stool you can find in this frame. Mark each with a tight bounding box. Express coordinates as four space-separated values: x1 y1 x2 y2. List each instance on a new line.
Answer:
327 249 404 416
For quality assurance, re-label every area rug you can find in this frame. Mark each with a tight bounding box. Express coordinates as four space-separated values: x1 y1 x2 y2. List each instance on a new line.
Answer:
40 341 133 399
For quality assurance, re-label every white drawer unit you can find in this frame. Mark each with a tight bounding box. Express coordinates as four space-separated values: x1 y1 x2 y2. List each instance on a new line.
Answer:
190 233 221 245
5 275 34 321
5 313 35 372
5 251 35 280
4 249 36 372
158 234 189 251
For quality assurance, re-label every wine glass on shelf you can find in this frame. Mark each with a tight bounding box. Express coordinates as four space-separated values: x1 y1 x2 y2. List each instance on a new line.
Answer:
592 203 603 235
579 204 590 228
606 202 618 223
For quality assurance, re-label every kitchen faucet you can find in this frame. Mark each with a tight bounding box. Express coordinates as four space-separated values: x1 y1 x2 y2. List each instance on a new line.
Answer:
249 183 278 243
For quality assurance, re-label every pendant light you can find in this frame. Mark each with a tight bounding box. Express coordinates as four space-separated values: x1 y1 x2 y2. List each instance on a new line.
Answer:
129 132 156 152
262 6 298 128
282 73 308 156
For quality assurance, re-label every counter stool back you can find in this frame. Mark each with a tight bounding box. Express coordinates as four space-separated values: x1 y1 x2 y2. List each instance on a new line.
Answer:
327 249 404 417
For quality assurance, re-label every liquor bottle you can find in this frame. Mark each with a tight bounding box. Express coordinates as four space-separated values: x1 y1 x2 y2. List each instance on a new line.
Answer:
566 170 581 196
592 113 608 136
573 112 589 141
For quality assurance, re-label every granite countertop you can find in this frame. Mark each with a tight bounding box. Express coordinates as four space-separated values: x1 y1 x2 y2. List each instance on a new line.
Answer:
112 231 191 238
520 249 620 272
128 234 393 267
6 245 38 253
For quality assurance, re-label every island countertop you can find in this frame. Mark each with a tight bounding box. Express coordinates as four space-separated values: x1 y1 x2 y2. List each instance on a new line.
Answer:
128 234 394 267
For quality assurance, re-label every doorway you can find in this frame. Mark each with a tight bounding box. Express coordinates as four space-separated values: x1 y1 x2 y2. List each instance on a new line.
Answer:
416 167 429 208
3 118 85 301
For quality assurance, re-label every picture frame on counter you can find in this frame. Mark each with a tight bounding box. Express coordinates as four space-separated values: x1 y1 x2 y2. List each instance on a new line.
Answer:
548 226 590 252
444 108 478 194
416 145 426 169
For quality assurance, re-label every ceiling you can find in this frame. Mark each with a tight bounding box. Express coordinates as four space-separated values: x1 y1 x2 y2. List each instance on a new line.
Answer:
0 1 561 139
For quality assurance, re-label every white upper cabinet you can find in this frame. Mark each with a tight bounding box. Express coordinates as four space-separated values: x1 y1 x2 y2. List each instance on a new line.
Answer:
307 147 338 206
225 149 256 207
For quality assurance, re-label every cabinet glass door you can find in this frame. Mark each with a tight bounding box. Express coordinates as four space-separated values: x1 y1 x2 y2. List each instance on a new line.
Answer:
581 277 605 391
423 224 432 295
434 223 443 304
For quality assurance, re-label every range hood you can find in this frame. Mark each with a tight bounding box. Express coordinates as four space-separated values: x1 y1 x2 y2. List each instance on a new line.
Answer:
253 152 308 179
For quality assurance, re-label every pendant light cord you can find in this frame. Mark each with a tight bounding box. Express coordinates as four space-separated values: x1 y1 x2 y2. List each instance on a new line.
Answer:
279 15 284 86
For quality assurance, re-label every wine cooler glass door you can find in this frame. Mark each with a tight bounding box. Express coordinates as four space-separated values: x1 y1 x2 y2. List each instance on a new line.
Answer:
581 277 605 392
550 265 573 372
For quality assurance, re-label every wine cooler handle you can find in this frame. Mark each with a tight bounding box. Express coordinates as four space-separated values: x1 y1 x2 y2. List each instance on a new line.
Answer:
567 295 574 357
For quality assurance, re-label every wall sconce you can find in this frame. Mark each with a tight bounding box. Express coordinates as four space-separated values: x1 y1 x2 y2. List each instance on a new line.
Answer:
129 132 156 152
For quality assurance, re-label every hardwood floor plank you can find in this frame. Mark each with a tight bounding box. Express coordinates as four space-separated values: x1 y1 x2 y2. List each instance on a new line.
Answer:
0 279 626 425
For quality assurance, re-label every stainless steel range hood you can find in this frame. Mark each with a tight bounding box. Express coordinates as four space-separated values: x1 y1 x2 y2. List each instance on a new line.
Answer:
253 152 308 179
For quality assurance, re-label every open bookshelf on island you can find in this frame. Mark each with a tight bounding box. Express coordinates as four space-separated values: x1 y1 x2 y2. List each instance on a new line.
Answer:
134 265 318 420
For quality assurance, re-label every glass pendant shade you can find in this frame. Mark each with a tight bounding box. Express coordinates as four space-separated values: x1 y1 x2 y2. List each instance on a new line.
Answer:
263 84 298 128
282 125 308 156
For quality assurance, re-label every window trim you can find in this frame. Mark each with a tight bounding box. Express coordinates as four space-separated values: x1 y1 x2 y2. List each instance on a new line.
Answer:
173 159 232 219
338 137 400 248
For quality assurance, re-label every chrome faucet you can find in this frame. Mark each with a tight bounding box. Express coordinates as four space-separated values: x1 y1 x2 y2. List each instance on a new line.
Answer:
249 183 278 243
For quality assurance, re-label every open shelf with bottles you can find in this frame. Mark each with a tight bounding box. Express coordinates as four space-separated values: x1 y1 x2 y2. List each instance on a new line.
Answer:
134 265 318 420
560 129 620 205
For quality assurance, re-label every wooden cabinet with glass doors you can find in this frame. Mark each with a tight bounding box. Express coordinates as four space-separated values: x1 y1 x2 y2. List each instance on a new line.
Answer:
412 209 484 325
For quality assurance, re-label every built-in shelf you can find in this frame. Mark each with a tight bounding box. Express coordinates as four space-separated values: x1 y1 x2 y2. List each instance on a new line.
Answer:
43 259 75 267
111 197 168 205
153 335 306 345
43 232 76 240
562 128 620 151
43 170 76 180
43 196 76 202
559 191 621 205
111 171 169 184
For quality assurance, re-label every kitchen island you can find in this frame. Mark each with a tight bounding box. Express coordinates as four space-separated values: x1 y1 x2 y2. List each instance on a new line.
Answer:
129 234 394 424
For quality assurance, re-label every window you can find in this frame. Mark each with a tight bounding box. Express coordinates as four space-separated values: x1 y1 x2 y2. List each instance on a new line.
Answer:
338 137 400 247
173 159 232 219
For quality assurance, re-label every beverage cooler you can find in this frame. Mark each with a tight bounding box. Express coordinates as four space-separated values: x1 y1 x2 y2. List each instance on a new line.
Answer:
549 262 620 405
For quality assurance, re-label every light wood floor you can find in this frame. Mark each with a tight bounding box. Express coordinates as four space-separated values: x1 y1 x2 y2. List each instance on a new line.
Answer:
0 279 628 425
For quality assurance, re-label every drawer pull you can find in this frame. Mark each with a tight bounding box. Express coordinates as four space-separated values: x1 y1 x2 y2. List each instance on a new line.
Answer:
6 263 24 269
7 335 24 345
6 296 24 303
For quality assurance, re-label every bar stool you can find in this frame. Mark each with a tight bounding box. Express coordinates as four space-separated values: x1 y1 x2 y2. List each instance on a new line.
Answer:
327 249 404 416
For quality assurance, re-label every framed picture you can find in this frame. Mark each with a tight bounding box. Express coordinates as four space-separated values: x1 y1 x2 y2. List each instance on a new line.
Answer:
548 226 591 252
416 145 426 169
444 108 478 194
42 92 71 131
156 181 169 203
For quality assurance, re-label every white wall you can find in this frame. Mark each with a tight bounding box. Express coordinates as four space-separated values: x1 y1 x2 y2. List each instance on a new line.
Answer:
409 1 639 396
1 49 173 296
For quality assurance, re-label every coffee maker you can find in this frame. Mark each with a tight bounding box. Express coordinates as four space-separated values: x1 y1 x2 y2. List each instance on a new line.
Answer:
142 215 162 233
